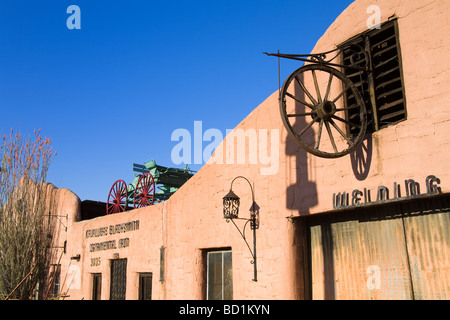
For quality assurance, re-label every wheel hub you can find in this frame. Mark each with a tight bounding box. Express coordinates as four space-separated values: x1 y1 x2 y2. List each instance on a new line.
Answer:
316 100 336 120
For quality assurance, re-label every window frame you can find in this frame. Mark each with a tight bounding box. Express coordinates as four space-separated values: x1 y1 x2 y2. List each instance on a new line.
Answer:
92 273 102 300
205 249 233 300
138 273 153 300
49 264 61 299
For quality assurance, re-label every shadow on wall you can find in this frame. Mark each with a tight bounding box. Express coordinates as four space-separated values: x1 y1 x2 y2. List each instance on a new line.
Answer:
283 73 318 300
283 72 374 299
350 133 373 181
285 77 375 215
285 73 318 216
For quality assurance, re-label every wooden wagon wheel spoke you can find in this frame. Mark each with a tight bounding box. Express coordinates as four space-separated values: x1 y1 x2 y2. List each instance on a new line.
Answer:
329 118 354 145
335 104 360 111
285 92 316 110
297 115 320 138
330 114 362 129
312 69 322 104
279 64 367 158
315 119 324 150
287 112 315 117
324 121 338 153
294 76 318 107
324 72 334 102
107 180 128 215
134 173 155 209
332 83 350 104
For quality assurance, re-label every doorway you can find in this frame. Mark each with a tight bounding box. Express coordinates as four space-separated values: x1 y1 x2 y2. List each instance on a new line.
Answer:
110 258 127 300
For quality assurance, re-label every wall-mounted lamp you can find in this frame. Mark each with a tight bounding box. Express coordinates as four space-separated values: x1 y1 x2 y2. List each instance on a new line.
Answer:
223 176 258 282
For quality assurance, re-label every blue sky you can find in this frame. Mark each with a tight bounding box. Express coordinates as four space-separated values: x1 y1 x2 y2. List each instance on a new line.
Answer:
0 0 354 202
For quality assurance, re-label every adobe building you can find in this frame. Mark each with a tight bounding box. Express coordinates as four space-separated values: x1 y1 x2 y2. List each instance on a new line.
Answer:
49 0 449 300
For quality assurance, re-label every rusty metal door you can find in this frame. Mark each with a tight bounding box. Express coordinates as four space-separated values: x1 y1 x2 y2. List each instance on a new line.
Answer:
309 195 450 300
110 259 127 300
402 198 450 299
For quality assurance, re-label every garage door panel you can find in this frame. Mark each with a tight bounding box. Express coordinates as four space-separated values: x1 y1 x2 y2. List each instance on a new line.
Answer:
331 217 412 300
310 196 450 300
310 225 324 300
404 210 450 299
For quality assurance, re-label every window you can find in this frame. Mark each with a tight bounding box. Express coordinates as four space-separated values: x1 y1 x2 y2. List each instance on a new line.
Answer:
138 273 153 300
49 265 61 299
206 250 232 300
92 273 102 300
341 19 406 134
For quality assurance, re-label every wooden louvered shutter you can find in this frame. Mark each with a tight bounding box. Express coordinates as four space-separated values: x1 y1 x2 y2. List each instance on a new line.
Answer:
341 19 406 134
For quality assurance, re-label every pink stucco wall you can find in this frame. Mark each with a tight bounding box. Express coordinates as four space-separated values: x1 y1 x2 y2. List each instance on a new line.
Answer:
300 0 450 216
54 0 450 300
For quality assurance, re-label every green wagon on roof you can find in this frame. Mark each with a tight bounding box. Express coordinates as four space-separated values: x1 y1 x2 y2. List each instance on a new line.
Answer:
106 160 195 215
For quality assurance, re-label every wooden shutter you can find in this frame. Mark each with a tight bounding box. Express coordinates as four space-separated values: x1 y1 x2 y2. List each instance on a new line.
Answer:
341 19 406 134
370 21 406 129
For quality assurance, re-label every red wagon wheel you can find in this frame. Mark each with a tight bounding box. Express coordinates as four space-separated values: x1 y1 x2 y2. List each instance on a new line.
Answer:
134 173 155 208
107 179 128 214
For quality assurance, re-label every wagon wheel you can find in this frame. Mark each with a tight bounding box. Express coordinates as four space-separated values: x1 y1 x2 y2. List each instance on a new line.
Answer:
107 179 128 214
133 173 155 208
280 64 367 158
